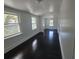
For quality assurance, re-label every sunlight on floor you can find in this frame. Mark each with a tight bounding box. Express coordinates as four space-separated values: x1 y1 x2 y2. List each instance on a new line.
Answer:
49 31 54 39
32 39 37 51
13 52 23 59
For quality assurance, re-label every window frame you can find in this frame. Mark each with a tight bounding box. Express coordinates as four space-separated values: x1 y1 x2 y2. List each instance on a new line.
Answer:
4 12 22 39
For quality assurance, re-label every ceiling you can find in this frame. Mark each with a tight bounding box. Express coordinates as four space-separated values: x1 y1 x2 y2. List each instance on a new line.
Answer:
4 0 62 16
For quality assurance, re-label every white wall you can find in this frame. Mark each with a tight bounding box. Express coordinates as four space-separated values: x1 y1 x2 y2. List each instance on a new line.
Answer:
4 6 41 53
58 0 75 59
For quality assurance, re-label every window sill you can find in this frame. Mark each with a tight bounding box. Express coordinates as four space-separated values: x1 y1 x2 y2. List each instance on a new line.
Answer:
4 32 22 40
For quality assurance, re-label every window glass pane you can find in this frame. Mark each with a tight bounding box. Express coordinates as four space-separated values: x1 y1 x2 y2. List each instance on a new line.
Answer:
49 20 54 26
42 20 45 26
4 13 20 37
32 17 36 23
32 24 37 30
4 14 18 24
32 17 37 30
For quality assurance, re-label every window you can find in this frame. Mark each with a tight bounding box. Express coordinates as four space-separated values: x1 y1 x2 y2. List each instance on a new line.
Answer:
42 20 45 27
32 17 37 30
4 13 21 38
49 20 54 26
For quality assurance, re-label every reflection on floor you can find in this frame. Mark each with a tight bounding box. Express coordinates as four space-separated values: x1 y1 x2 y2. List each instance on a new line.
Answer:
5 29 62 59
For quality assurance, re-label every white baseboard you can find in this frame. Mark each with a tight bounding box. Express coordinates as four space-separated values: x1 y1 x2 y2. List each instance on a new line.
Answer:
58 30 65 59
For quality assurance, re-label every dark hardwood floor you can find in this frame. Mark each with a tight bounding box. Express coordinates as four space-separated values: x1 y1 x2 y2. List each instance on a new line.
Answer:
5 29 62 59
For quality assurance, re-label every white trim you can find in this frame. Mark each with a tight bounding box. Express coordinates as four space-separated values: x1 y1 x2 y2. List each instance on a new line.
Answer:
4 32 22 40
58 31 65 59
4 11 18 16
